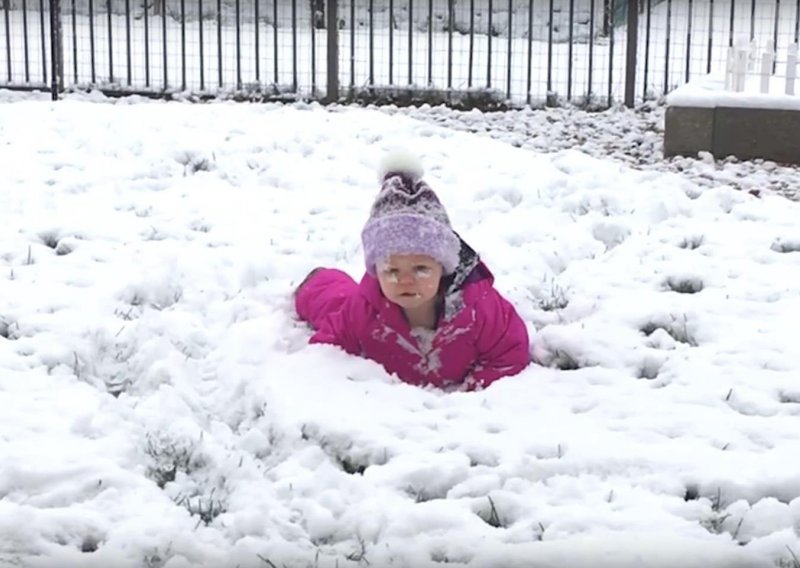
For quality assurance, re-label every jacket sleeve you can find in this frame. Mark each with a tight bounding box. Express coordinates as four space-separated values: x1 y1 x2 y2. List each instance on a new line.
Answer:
467 288 531 390
294 268 362 355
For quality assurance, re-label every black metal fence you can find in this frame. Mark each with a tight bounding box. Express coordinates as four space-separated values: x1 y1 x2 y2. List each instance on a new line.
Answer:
1 0 799 108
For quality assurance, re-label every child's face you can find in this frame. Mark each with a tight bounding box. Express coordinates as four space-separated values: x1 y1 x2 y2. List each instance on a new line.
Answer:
376 254 443 310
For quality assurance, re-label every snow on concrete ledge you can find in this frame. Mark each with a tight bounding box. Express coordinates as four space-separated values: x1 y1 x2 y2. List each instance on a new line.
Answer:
666 74 800 111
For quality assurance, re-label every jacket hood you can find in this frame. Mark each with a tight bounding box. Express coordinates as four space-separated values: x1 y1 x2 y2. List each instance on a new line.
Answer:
442 233 490 295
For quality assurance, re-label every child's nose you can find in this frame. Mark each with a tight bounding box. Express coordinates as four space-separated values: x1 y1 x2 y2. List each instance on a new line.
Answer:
398 272 416 285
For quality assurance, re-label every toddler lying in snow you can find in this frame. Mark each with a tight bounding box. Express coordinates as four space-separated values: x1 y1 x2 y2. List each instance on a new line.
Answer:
294 152 531 390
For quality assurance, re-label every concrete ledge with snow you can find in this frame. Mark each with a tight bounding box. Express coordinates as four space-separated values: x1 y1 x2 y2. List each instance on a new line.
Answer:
664 74 800 165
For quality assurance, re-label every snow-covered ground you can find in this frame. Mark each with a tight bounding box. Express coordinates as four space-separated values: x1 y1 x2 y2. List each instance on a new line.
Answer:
1 90 800 568
389 100 800 202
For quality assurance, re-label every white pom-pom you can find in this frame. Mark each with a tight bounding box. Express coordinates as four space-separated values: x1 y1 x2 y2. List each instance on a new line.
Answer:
378 149 424 182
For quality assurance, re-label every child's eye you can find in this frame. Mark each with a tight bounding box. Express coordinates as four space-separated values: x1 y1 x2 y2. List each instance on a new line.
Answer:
414 266 433 278
381 268 400 282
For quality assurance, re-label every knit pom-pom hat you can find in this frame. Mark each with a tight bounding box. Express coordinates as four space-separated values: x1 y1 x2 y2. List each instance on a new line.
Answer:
361 151 461 275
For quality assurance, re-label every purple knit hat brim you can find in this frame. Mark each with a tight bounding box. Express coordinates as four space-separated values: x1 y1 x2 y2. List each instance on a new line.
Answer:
362 213 461 275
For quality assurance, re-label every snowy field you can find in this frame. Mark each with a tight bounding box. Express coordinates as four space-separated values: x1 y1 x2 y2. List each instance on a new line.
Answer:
1 90 800 568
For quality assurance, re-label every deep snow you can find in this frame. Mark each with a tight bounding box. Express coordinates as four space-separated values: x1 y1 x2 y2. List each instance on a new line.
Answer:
1 90 800 568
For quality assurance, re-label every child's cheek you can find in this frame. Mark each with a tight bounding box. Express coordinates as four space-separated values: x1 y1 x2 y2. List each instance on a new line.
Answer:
422 279 439 295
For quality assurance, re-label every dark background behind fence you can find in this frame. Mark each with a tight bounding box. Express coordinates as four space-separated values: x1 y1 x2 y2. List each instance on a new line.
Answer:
1 0 799 108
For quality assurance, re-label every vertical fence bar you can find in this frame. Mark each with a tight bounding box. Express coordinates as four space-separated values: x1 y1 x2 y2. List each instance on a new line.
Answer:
218 0 223 87
389 0 394 84
254 0 258 83
234 0 242 91
408 0 413 84
71 0 77 82
57 0 64 91
506 0 512 99
326 0 338 101
125 0 131 84
350 0 355 90
235 0 241 89
728 0 734 46
642 0 651 96
39 0 47 84
749 0 755 41
49 0 61 98
106 0 113 82
3 0 10 81
706 0 713 73
291 0 297 92
468 0 474 87
21 0 29 83
664 0 671 93
567 0 574 100
447 0 453 90
685 0 692 83
197 0 206 91
795 0 800 43
311 0 316 94
88 0 95 83
607 0 614 104
427 0 432 86
199 0 204 89
526 0 533 105
143 0 149 86
546 0 553 101
369 0 374 87
589 0 595 100
487 0 493 88
274 0 278 84
182 0 188 90
162 0 168 87
773 0 781 73
624 0 637 106
23 0 31 82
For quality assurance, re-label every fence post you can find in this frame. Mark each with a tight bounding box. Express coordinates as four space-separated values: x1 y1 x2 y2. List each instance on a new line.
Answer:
787 43 798 96
49 0 62 99
326 0 339 103
624 0 638 107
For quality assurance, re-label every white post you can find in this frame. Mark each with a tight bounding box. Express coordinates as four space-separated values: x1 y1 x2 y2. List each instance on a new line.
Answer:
788 43 798 96
760 41 774 94
748 38 759 72
725 45 735 90
734 45 749 92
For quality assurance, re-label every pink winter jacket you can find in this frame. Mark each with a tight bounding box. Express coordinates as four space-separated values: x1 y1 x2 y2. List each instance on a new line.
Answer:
294 261 531 390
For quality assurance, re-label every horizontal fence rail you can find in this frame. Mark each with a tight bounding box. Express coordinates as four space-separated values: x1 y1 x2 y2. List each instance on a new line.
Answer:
1 0 798 108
